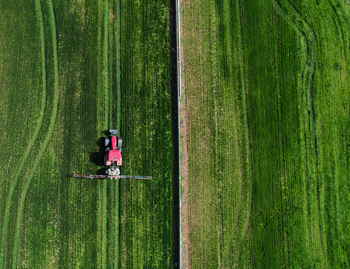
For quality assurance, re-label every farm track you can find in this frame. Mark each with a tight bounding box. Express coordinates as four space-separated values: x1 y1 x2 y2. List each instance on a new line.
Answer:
0 0 48 266
11 0 60 267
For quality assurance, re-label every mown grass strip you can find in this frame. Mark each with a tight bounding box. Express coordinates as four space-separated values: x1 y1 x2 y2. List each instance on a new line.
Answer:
0 0 47 267
11 0 59 267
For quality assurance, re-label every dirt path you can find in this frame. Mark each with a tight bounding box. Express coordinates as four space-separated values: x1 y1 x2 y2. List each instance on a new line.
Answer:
177 0 190 267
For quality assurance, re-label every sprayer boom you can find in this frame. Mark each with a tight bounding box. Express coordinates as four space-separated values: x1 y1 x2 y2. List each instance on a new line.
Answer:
73 174 152 180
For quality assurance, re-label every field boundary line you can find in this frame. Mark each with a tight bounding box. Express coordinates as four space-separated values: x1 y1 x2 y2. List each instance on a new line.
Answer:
11 0 60 267
176 0 184 267
173 0 181 267
0 0 47 266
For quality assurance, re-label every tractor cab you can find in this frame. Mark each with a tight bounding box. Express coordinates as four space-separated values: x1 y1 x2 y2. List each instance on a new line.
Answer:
104 130 122 167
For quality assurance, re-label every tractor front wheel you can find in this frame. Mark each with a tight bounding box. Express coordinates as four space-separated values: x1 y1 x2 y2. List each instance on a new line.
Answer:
105 136 110 148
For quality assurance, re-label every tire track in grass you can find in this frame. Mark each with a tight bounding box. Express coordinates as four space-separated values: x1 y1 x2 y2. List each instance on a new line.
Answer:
327 2 350 260
101 0 109 267
272 0 314 257
114 0 121 266
236 0 253 255
0 0 47 267
11 0 59 267
272 0 327 265
96 1 102 265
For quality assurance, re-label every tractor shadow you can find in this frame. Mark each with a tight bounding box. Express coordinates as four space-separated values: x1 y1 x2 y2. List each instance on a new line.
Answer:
89 136 107 175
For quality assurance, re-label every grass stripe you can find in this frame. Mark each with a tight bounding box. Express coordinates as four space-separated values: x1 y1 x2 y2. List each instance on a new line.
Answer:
0 0 47 267
96 0 103 266
115 0 121 266
101 0 109 268
11 0 59 267
236 0 253 248
116 0 121 132
104 0 109 127
272 0 326 266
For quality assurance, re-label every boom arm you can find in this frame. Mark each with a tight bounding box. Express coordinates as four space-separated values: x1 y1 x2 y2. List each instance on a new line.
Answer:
73 174 152 180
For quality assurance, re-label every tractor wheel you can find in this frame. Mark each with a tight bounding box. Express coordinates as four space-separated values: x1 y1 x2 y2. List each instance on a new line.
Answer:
105 136 110 147
117 137 122 148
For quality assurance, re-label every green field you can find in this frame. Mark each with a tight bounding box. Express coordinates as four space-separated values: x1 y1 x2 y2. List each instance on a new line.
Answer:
182 0 350 267
0 0 174 268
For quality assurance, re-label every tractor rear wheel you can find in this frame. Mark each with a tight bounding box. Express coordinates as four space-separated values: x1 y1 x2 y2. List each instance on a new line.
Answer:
117 137 122 148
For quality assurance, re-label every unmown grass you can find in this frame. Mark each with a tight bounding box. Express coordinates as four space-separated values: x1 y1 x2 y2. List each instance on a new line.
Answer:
118 0 174 267
184 0 350 267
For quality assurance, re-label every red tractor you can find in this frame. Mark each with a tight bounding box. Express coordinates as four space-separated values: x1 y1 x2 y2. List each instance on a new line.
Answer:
73 129 152 179
104 129 122 176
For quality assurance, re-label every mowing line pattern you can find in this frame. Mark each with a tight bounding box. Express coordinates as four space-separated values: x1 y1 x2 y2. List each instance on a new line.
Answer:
0 0 47 267
11 0 60 267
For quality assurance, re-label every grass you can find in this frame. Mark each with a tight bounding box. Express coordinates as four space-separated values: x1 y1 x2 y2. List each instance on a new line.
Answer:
0 0 174 267
118 0 174 267
11 0 59 267
0 1 47 266
183 0 350 267
183 0 252 267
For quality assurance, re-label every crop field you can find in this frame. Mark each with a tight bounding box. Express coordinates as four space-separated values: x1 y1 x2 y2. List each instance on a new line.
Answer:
182 0 350 268
0 0 174 268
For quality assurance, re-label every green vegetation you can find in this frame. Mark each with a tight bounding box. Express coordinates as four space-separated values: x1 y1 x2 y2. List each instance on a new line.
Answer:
118 0 174 267
183 0 350 267
0 0 174 268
